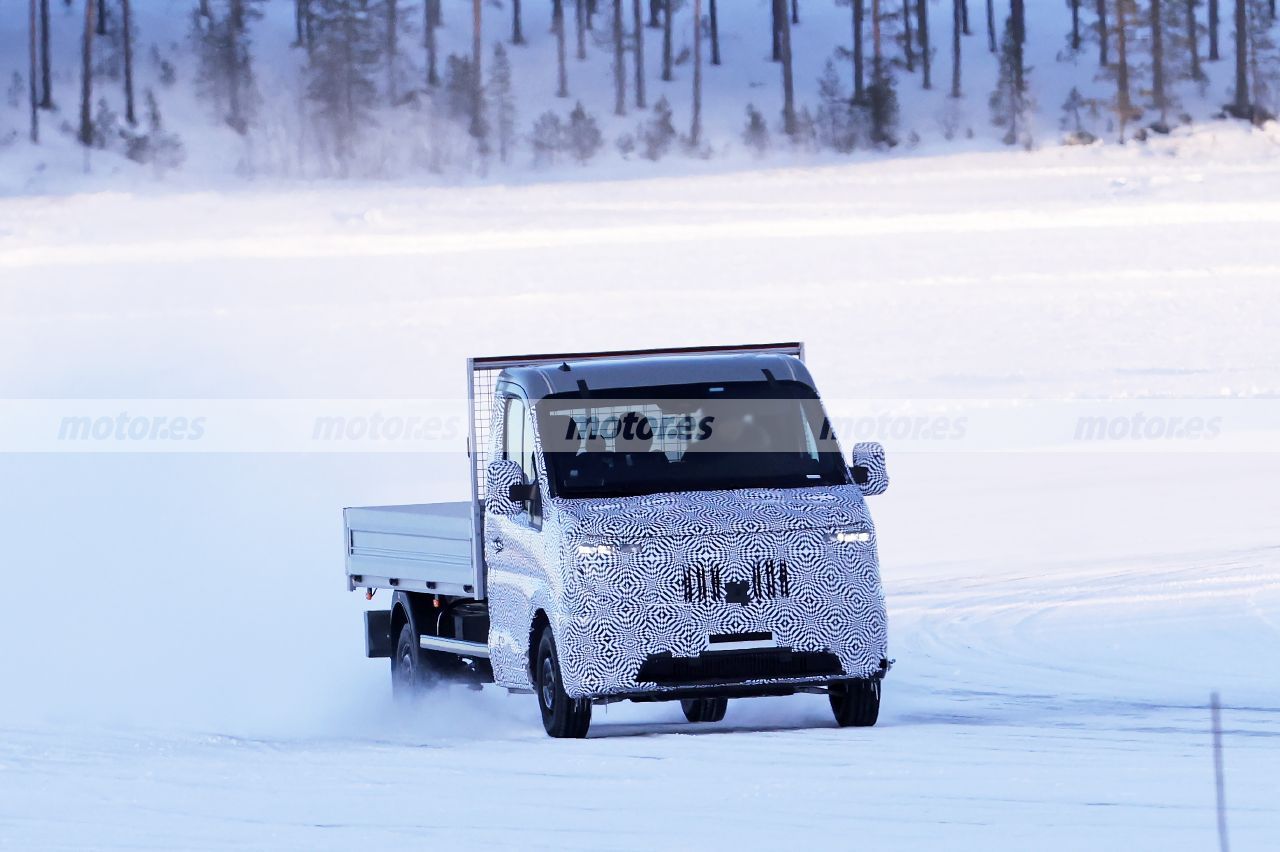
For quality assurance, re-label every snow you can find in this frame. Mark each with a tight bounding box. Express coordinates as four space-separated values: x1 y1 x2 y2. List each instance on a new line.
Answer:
3 0 1279 189
1 139 1279 847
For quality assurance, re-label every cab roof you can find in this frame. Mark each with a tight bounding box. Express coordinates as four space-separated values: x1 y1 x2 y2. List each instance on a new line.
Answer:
500 352 816 401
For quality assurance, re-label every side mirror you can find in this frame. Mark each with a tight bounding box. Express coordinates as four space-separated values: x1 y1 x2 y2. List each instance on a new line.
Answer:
850 441 889 496
485 459 527 516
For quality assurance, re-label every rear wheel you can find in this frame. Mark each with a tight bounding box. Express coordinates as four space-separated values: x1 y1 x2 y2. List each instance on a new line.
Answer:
391 623 437 702
535 629 591 738
680 697 728 723
829 679 880 727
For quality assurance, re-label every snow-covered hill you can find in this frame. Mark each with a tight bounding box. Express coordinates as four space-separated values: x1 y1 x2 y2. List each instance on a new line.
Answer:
3 0 1279 191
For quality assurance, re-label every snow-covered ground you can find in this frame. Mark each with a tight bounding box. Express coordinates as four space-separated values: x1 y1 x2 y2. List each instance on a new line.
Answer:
2 142 1279 849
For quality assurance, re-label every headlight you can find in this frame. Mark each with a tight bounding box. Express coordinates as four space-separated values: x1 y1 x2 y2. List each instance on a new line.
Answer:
831 530 873 544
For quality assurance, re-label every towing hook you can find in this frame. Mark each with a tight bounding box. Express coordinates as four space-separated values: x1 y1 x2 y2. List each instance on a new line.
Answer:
365 587 375 601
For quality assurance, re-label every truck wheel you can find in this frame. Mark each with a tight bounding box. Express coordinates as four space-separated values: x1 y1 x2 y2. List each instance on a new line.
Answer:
829 679 880 727
680 698 728 723
391 623 436 701
535 630 591 738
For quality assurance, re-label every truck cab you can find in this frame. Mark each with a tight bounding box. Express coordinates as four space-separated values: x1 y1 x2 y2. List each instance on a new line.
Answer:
346 343 890 738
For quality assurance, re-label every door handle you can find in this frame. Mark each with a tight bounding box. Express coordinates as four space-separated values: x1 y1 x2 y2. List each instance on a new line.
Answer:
491 536 504 553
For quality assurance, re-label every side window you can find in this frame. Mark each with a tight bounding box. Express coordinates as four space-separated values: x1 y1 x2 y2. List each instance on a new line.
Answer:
504 396 536 483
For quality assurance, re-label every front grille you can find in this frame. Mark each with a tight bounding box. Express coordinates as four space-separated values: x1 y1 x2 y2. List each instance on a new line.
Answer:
636 648 843 685
681 559 791 603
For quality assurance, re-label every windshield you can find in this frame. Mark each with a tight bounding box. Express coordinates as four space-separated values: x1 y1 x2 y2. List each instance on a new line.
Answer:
536 380 849 498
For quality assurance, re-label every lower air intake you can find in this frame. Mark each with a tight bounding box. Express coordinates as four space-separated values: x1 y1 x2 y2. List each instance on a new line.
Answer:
636 648 843 685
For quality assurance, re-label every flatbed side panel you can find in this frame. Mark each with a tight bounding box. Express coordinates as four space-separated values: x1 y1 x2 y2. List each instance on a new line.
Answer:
344 502 481 597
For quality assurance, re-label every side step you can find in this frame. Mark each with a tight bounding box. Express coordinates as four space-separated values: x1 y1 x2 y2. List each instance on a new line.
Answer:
419 635 491 658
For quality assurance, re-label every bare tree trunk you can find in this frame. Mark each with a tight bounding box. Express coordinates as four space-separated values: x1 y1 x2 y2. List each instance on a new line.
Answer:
122 0 135 124
38 0 52 109
1187 0 1203 78
1070 0 1081 49
613 0 626 114
649 0 661 27
554 0 569 96
29 0 39 142
632 0 646 106
873 0 883 71
1096 0 1109 65
776 0 795 135
710 0 720 64
1151 0 1166 123
691 0 702 141
902 0 914 70
576 0 587 59
853 0 865 101
985 0 996 51
662 0 673 80
1012 0 1025 43
386 0 398 101
772 0 781 60
470 0 484 139
294 0 304 45
80 0 94 147
425 0 439 86
1117 0 1132 140
512 0 524 44
951 0 961 96
96 0 106 35
791 0 799 24
1209 0 1219 59
918 0 930 88
1233 0 1248 113
960 0 970 33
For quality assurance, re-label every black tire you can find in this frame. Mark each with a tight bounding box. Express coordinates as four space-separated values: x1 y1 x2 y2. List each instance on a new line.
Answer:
680 697 728 723
829 678 881 727
535 629 591 738
391 623 436 702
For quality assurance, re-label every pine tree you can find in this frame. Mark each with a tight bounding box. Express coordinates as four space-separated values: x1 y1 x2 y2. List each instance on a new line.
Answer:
490 42 516 161
632 0 647 107
39 0 53 109
530 110 564 166
566 101 603 161
709 0 721 64
662 0 675 81
836 0 865 103
816 59 856 151
864 0 898 146
989 13 1031 146
28 0 38 143
554 0 569 96
642 96 676 158
122 0 136 125
613 0 627 115
512 0 525 44
425 0 439 87
79 0 94 146
690 0 702 141
742 103 770 155
951 0 962 96
306 0 380 173
1209 0 1220 59
1096 0 1110 65
1108 0 1142 140
917 0 930 90
193 0 263 135
775 0 796 135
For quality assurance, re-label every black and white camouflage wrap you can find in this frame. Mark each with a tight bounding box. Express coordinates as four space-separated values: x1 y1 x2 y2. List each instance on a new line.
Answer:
484 400 889 700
